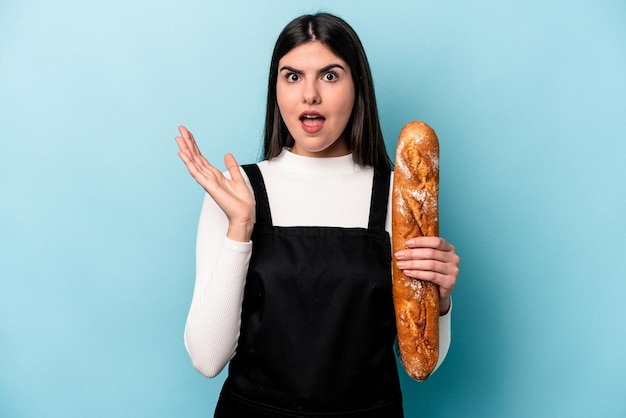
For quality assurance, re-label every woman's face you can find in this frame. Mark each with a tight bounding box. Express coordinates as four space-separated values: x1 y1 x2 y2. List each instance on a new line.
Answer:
276 41 355 158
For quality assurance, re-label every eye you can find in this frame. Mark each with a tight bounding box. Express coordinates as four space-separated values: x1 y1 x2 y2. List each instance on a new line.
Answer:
285 72 300 82
323 71 338 82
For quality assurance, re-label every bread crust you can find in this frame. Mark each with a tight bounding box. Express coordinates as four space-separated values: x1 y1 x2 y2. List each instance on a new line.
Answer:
392 121 440 380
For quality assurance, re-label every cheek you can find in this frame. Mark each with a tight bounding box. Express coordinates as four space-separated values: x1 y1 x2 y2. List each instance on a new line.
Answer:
339 88 356 119
276 88 297 119
276 85 285 111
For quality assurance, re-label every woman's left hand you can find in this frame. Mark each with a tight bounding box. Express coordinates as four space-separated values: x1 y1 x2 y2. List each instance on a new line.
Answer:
394 236 460 315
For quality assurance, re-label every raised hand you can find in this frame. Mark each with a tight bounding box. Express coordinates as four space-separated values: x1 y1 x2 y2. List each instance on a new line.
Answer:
175 126 255 242
394 236 460 315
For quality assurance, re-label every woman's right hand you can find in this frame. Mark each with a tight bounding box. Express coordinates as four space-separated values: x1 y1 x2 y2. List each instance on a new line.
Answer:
175 125 255 242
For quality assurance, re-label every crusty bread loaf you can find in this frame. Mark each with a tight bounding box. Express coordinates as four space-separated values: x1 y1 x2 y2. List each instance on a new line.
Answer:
392 121 440 380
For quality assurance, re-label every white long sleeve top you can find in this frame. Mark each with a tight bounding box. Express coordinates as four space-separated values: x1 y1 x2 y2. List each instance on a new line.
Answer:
184 149 451 378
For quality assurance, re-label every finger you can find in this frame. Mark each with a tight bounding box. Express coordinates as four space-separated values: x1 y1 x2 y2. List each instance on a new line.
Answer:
177 127 219 175
178 125 203 158
405 236 454 251
395 247 453 263
190 147 218 175
177 147 203 174
186 129 203 157
175 127 191 150
399 256 459 290
224 153 244 182
186 154 223 185
176 139 215 181
178 125 196 144
175 135 195 159
178 151 209 185
175 136 187 154
397 258 458 278
402 269 444 285
175 136 195 162
401 270 455 298
178 126 193 149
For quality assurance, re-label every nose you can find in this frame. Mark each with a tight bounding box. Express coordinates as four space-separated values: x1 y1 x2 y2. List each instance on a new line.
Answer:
302 80 320 105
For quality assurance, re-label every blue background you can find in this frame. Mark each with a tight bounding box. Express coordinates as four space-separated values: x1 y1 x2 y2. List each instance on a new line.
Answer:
1 1 625 417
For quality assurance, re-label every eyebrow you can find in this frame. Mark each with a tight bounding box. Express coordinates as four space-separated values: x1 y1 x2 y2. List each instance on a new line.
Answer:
279 64 347 74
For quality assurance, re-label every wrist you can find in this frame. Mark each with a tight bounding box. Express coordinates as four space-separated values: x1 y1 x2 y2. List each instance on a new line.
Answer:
226 220 253 242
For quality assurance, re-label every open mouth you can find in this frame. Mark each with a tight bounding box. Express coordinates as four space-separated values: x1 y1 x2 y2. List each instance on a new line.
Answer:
300 113 326 131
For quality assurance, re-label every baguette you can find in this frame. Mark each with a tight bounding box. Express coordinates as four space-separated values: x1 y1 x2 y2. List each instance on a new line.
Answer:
392 121 440 380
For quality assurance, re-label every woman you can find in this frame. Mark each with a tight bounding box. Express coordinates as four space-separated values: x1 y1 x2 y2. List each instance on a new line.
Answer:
176 13 460 418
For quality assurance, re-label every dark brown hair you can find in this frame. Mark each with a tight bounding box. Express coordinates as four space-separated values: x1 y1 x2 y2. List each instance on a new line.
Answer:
262 13 391 170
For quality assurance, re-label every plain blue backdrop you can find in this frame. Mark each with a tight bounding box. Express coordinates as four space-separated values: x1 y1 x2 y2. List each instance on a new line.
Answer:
1 1 625 417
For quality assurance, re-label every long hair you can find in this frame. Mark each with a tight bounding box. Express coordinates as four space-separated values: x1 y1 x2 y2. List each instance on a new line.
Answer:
262 13 391 170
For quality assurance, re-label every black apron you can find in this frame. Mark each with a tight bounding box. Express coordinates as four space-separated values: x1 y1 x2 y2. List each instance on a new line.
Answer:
215 164 403 418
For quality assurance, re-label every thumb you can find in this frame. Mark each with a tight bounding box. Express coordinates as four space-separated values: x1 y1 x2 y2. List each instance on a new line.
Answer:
224 153 243 181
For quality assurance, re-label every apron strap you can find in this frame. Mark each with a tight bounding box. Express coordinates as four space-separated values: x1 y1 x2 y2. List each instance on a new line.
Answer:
368 166 391 230
242 164 273 226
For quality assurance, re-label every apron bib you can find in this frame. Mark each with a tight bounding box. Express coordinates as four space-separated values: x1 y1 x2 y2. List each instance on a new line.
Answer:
215 164 403 418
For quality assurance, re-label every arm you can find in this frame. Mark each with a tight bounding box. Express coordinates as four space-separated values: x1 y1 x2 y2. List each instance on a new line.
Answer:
183 193 252 377
175 126 256 377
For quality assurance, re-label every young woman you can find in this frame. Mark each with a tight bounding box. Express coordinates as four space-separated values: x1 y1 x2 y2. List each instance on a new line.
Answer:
175 13 460 418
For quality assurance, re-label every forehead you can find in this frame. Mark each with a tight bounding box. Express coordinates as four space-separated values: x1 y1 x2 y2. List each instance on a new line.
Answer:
278 41 347 69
